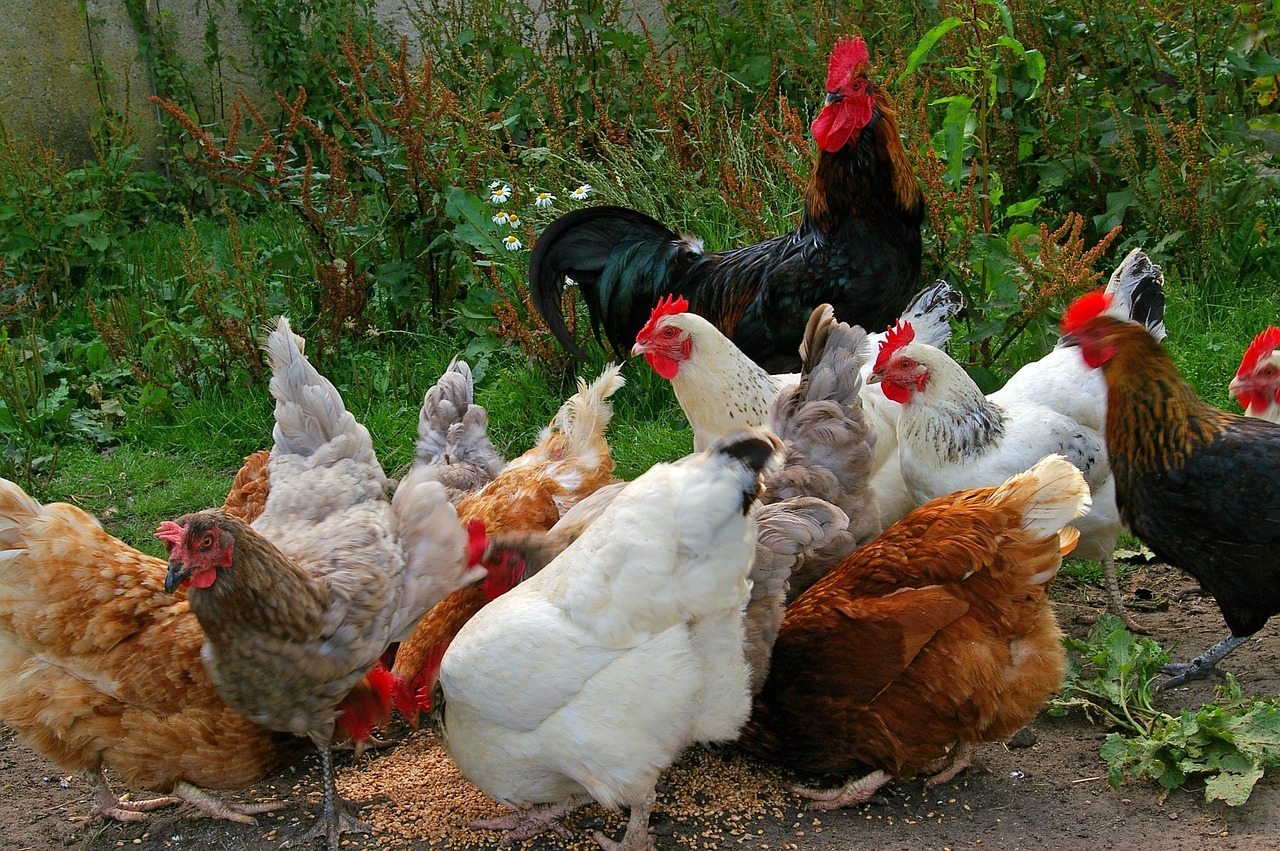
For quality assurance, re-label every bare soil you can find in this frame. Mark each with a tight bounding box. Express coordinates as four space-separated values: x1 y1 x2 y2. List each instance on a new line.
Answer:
2 561 1277 851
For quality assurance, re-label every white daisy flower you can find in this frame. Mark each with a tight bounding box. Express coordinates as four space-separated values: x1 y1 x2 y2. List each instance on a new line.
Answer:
490 184 512 203
534 191 556 208
507 214 522 228
503 235 523 251
489 180 503 189
569 183 592 201
492 210 510 225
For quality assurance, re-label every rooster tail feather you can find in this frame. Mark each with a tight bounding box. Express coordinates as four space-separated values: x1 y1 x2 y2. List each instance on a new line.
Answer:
898 280 965 349
1103 249 1166 341
990 454 1091 540
529 206 682 358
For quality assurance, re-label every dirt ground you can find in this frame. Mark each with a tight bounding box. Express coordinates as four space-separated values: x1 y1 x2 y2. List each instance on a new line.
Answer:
2 561 1277 851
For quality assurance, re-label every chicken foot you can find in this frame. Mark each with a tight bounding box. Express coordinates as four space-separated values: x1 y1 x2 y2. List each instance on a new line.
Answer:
284 742 372 851
593 790 657 851
470 795 590 845
1158 633 1249 690
924 742 975 787
1101 553 1150 634
87 769 180 822
793 769 892 810
171 780 283 824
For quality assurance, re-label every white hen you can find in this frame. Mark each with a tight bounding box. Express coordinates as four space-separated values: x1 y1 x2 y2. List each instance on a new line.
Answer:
437 430 783 851
631 281 962 499
870 249 1166 631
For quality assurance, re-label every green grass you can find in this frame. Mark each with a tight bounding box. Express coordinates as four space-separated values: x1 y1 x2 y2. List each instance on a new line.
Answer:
10 205 1274 551
15 313 695 548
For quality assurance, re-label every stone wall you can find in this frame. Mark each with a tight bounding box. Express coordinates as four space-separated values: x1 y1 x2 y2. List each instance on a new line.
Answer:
0 1 660 166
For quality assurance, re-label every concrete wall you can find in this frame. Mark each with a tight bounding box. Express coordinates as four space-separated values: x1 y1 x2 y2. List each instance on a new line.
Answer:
0 1 661 166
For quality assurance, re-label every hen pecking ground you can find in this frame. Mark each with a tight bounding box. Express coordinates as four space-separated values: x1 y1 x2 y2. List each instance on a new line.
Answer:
1 561 1277 851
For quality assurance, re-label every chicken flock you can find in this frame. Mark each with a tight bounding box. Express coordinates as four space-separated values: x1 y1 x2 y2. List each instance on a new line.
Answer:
1 32 1278 851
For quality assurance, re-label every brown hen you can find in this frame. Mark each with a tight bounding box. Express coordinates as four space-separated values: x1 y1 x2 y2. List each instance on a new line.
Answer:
0 478 303 824
739 455 1087 807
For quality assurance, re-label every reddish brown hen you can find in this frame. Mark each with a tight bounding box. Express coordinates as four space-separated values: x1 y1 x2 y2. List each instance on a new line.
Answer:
739 455 1087 807
0 478 304 825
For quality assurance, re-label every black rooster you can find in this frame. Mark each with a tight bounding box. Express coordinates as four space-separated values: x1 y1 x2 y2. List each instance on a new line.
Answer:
529 35 925 373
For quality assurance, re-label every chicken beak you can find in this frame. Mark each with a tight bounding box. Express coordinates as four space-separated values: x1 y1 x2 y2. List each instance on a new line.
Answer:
865 370 883 385
630 341 646 358
164 561 193 595
1059 333 1080 349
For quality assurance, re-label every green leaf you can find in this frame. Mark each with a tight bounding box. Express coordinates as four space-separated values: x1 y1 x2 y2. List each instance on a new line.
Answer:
1204 768 1265 806
901 18 964 80
62 210 103 227
1005 196 1042 218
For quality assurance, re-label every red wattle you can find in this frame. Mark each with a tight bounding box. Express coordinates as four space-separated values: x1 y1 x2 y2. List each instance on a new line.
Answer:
646 352 680 380
189 568 217 589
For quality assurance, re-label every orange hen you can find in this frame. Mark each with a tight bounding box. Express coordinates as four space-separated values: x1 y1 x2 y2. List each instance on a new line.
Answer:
0 478 303 824
391 363 626 719
739 455 1088 808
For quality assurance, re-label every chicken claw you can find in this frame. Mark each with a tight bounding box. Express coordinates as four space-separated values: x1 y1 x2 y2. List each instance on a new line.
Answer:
793 769 892 810
593 791 656 851
470 796 588 845
87 769 179 822
924 742 975 787
1157 634 1248 691
171 780 282 824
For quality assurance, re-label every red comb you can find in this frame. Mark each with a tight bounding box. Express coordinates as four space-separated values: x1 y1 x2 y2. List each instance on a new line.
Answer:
826 35 869 92
636 294 689 342
1236 326 1280 380
464 519 487 567
1060 291 1113 335
873 320 915 373
154 520 185 548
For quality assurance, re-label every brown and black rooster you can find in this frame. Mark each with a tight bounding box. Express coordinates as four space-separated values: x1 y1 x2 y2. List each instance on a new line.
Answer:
1062 286 1280 689
529 35 924 372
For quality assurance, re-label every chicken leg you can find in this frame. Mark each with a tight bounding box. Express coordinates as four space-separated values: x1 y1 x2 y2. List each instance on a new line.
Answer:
793 769 892 810
87 770 180 822
470 795 590 845
1158 633 1249 690
171 780 283 824
924 742 975 787
1102 553 1150 634
593 790 657 851
284 730 371 850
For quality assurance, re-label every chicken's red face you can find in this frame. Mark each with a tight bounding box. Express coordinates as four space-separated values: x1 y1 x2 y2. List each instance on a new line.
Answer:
811 35 875 153
1229 327 1280 416
157 515 235 594
633 317 692 380
870 351 929 403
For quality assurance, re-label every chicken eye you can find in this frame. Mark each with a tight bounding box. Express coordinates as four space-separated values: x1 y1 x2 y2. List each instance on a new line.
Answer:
663 327 676 338
199 533 215 551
